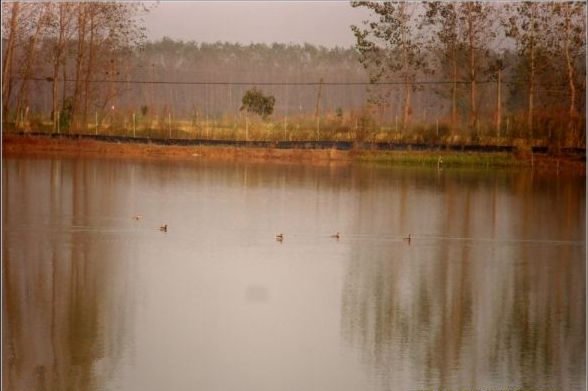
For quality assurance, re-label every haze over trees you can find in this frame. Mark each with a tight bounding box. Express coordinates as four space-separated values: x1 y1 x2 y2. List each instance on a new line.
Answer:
1 1 585 147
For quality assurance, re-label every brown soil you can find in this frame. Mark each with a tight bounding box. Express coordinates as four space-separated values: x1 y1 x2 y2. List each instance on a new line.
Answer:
2 134 351 165
2 134 585 174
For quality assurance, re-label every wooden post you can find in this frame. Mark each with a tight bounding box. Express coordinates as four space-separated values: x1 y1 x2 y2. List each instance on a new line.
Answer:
316 117 320 141
315 78 323 141
57 111 60 134
283 115 287 141
436 119 439 137
245 114 248 141
168 112 171 139
95 112 98 135
133 112 136 137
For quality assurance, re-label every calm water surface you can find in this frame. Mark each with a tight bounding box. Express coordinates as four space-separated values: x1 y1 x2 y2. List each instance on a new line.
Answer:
2 156 585 391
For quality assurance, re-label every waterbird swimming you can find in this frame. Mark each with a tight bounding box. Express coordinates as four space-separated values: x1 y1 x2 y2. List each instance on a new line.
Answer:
276 233 284 242
133 215 142 220
160 224 168 232
403 233 411 244
330 232 341 239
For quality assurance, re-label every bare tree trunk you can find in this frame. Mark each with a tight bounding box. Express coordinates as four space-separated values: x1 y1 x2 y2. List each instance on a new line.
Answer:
51 4 69 130
496 67 501 137
563 5 577 119
528 6 536 139
62 63 67 107
52 65 59 129
82 7 96 131
15 5 48 124
451 48 458 131
468 6 477 128
400 3 411 131
2 2 20 120
72 4 87 130
402 79 412 130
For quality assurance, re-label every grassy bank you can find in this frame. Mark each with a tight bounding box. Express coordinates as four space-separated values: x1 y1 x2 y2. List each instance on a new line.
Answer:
2 134 585 173
354 150 522 168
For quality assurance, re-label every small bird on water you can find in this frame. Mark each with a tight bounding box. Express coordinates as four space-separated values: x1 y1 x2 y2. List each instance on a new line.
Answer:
276 233 284 242
160 224 168 232
403 233 411 244
133 215 142 221
330 232 341 240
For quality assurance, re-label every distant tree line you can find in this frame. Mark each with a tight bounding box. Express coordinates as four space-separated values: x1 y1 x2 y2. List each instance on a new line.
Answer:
2 1 586 147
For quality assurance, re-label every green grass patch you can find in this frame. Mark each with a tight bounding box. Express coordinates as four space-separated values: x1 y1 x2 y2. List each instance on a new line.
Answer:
354 151 523 168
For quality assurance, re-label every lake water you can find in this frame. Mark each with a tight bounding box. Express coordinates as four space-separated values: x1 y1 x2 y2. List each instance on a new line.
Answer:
2 156 585 391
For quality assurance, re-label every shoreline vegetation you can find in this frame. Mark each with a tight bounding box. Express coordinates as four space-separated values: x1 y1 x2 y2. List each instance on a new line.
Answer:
2 134 585 174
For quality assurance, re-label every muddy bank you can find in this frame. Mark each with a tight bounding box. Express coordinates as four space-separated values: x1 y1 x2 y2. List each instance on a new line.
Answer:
2 134 585 174
2 134 349 164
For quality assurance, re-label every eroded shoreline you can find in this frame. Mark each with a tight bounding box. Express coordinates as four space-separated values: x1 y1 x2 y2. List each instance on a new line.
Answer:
2 134 585 174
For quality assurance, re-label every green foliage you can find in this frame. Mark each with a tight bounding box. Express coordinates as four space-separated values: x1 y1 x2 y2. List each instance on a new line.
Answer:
240 88 276 119
60 97 74 131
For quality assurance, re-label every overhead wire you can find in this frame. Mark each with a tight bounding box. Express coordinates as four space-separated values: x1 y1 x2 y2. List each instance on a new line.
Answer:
16 76 569 87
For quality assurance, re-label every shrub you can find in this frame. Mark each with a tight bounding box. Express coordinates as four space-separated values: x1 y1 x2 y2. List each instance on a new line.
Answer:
240 88 275 120
60 97 74 131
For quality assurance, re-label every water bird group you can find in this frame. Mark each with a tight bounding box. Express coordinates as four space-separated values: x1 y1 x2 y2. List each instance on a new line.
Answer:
132 215 167 232
275 232 341 242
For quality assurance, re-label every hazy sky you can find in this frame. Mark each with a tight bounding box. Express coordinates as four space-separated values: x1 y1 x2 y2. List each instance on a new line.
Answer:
143 1 370 47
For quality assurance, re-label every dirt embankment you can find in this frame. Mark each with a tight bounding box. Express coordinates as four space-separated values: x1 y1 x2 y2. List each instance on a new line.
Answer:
2 134 350 164
2 134 585 174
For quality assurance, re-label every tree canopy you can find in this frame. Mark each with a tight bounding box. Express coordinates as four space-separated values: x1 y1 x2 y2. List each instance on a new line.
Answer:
240 88 276 119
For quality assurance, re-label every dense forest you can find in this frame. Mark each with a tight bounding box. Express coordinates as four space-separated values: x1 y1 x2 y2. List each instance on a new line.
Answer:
2 2 586 146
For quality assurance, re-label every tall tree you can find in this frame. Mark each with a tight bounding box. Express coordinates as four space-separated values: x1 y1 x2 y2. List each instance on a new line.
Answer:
424 2 461 130
2 2 21 119
14 3 51 124
505 2 551 139
71 2 88 129
351 1 427 130
458 2 496 128
549 2 585 122
46 2 75 128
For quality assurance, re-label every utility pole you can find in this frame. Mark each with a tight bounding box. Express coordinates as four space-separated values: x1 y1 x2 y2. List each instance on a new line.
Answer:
315 78 323 141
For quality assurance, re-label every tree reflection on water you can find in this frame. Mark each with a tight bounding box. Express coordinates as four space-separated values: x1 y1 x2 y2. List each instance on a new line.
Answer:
341 170 585 390
3 158 135 391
